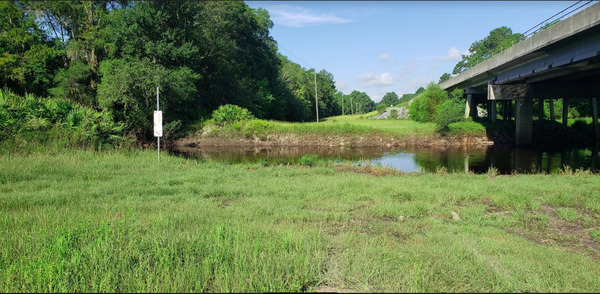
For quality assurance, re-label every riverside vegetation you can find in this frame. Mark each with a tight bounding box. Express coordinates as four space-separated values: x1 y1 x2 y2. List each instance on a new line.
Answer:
1 150 600 292
180 102 488 149
3 2 600 292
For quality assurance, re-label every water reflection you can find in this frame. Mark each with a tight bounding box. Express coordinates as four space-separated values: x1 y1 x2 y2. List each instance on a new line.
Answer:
172 143 599 174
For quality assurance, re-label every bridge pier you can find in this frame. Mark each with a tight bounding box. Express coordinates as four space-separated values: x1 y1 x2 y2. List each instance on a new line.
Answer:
489 101 497 122
503 101 512 121
516 98 533 145
538 98 544 120
592 97 599 139
515 147 533 173
465 94 480 119
465 94 472 118
563 98 569 127
549 99 555 121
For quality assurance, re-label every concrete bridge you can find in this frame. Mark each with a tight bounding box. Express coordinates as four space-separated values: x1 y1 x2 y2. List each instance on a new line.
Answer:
441 2 600 145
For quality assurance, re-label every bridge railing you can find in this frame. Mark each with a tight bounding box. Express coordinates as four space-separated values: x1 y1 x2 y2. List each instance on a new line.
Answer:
522 0 594 39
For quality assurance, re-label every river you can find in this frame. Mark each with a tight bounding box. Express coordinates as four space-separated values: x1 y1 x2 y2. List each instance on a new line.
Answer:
172 142 599 174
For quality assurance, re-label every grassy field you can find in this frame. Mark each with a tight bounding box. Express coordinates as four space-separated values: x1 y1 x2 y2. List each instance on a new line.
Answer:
319 112 438 137
196 113 488 145
1 149 599 292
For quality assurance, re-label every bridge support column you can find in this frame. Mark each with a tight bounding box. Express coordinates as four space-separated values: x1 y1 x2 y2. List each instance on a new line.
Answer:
549 99 555 121
465 94 471 118
502 101 509 121
563 98 569 127
516 98 533 145
538 98 544 121
592 97 599 139
514 148 533 173
489 101 496 122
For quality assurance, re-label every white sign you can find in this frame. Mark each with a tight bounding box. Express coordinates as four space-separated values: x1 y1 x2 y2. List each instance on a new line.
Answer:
154 111 163 137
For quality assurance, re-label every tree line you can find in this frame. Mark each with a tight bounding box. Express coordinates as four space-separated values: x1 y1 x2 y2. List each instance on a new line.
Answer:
1 1 374 141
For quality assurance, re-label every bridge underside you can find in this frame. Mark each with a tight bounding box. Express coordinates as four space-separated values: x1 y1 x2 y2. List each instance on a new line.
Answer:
442 4 600 146
463 55 600 145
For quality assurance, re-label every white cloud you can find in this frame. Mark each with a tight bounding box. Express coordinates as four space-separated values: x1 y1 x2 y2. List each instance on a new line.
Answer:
335 80 348 91
435 47 461 61
268 5 352 27
399 59 420 75
357 72 396 86
379 53 390 62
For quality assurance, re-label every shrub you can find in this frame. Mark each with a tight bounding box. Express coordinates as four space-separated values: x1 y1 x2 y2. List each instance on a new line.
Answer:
447 121 486 136
242 119 272 138
389 109 398 119
163 120 183 140
297 154 318 166
210 104 255 126
436 98 465 131
0 89 125 149
376 104 386 114
409 83 448 122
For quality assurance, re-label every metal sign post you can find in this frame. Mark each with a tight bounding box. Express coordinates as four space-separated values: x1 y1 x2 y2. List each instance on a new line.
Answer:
154 87 162 162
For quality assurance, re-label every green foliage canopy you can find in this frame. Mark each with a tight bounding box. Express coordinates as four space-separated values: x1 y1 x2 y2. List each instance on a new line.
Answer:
452 26 524 74
409 83 448 123
379 92 399 107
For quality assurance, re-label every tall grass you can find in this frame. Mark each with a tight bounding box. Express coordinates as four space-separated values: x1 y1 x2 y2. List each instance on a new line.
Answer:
1 150 600 292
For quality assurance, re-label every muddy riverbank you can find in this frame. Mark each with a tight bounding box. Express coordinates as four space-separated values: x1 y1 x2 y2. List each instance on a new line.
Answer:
174 133 494 150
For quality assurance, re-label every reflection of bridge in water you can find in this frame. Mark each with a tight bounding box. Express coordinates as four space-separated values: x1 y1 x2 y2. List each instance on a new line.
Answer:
173 144 599 174
441 2 600 146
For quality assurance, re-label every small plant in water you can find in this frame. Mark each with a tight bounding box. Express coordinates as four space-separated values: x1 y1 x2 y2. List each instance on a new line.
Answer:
297 154 318 166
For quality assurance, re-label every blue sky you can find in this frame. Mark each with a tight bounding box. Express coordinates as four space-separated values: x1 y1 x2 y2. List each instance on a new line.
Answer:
245 1 583 103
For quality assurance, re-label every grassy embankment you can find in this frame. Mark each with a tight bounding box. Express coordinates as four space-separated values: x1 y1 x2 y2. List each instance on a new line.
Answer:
2 149 600 292
185 112 487 147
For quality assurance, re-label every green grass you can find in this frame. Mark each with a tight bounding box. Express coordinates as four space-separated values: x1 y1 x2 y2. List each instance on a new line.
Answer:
447 121 487 136
321 113 437 137
1 150 600 292
202 113 440 140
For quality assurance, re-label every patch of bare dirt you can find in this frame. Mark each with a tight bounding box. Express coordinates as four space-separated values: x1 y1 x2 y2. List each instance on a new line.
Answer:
335 164 406 176
509 205 600 260
314 285 356 293
485 204 511 217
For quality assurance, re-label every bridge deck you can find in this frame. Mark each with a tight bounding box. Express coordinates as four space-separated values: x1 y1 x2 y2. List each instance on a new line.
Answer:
440 2 600 91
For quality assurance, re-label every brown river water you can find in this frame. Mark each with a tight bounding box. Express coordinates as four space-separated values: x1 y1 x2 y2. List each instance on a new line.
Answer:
171 143 599 174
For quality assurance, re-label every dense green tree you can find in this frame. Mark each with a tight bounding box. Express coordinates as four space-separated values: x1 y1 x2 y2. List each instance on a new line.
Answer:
347 90 375 114
2 0 354 140
438 72 451 84
29 1 114 106
97 1 285 134
452 26 524 74
0 1 60 96
276 55 340 121
409 83 448 122
399 87 426 105
379 92 399 107
315 69 339 119
97 58 198 140
399 93 414 104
